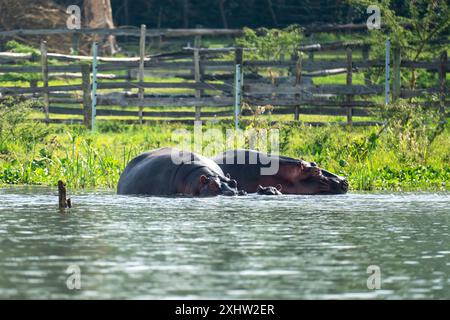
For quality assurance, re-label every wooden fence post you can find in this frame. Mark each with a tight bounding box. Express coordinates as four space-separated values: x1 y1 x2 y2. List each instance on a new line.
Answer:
91 42 98 131
193 48 202 121
385 39 391 105
81 64 92 128
71 32 80 55
40 40 49 123
362 44 370 86
234 47 244 128
439 50 447 114
235 47 243 79
308 34 315 63
157 7 163 50
294 53 303 121
138 24 146 124
234 49 243 81
194 25 202 48
392 46 401 102
193 28 203 121
30 80 38 93
346 46 353 125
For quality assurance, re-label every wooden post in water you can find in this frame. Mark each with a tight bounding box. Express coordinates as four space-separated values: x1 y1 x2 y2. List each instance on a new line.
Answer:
81 64 92 128
346 46 353 125
40 41 49 123
58 180 71 209
439 51 447 114
392 46 401 102
138 24 146 124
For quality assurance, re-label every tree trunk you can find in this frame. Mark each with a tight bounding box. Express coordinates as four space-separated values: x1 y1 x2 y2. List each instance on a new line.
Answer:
83 0 118 55
266 0 278 27
183 0 189 28
218 0 228 29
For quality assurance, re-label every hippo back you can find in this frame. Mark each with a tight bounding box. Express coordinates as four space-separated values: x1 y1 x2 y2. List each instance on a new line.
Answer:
117 147 224 195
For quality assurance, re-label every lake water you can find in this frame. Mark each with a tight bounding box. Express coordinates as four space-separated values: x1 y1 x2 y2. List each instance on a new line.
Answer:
0 186 449 299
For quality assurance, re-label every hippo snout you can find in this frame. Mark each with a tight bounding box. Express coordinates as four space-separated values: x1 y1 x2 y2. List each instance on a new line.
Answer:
329 177 348 194
222 189 238 196
219 181 239 196
341 178 349 193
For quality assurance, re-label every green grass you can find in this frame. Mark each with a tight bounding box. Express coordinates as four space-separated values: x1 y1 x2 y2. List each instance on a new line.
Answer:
1 99 449 191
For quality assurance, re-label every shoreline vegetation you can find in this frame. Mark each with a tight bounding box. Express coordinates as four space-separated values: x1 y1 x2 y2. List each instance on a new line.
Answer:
1 4 448 192
0 98 448 192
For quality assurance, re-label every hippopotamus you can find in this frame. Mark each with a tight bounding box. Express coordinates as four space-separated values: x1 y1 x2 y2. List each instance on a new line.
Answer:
117 147 243 197
212 149 348 195
256 184 283 195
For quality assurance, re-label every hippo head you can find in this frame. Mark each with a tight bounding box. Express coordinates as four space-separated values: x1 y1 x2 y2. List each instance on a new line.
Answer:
311 162 349 194
282 160 348 194
256 184 282 195
298 162 349 194
198 175 240 197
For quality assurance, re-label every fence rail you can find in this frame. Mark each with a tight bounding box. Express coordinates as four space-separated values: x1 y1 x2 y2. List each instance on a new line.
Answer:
0 28 244 38
0 27 448 126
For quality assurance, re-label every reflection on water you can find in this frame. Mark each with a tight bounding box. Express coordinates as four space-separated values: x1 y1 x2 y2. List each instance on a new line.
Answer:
0 186 449 299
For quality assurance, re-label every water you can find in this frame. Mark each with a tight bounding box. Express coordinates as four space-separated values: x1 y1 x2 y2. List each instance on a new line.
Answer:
0 186 449 299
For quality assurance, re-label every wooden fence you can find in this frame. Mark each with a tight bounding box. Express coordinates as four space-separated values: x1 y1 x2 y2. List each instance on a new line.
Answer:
0 27 448 126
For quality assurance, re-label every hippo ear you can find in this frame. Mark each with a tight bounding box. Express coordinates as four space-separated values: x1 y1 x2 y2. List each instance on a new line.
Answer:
200 175 208 185
257 185 263 191
226 173 231 179
276 184 282 191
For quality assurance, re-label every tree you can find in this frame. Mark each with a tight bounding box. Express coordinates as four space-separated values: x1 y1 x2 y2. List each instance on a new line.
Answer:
349 0 450 89
83 0 118 55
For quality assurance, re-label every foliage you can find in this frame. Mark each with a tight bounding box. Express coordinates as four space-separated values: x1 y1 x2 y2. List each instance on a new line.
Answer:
348 0 450 88
380 99 448 164
0 99 448 191
0 97 48 153
0 41 42 82
236 26 304 61
5 40 40 55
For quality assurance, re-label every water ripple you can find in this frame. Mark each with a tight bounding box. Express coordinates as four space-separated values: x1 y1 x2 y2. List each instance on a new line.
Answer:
0 186 449 299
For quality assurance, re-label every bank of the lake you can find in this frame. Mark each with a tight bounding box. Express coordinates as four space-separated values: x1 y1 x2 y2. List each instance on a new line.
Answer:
0 116 449 192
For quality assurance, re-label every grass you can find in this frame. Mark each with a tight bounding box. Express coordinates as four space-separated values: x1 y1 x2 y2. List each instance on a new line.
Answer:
0 99 449 192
